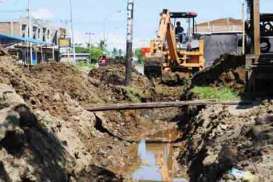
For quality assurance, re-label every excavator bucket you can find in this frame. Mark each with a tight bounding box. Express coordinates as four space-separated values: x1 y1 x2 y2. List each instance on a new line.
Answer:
144 60 162 78
144 57 163 78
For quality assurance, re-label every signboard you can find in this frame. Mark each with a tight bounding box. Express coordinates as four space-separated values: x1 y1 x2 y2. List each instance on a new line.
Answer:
58 38 71 48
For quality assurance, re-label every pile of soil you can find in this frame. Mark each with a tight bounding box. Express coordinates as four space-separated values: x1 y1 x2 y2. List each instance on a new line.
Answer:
0 84 122 181
88 64 183 141
178 102 273 181
89 64 154 102
0 57 137 180
192 55 246 94
0 56 184 180
89 64 184 102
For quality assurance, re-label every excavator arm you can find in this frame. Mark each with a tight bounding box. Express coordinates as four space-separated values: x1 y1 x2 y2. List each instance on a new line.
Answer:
150 9 179 62
144 9 204 78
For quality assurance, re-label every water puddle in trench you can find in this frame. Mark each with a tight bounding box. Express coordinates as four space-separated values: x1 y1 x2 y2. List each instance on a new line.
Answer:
129 127 188 182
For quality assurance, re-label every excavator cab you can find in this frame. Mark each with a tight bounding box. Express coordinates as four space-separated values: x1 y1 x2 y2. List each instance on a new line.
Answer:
144 9 205 79
170 11 199 49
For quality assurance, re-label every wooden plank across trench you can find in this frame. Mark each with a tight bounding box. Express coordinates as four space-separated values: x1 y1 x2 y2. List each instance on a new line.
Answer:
86 100 252 112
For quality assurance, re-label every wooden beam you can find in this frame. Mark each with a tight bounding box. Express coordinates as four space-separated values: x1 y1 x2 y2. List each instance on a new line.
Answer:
85 100 252 112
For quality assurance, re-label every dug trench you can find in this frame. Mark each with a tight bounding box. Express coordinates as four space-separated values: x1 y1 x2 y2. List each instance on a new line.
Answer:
0 55 273 181
0 56 186 181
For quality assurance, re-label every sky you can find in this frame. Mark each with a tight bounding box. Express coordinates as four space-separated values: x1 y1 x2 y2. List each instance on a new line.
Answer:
0 0 273 50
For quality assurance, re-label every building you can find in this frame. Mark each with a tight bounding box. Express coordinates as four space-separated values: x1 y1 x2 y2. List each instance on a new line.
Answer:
0 17 67 64
196 18 244 66
196 18 243 34
60 53 90 63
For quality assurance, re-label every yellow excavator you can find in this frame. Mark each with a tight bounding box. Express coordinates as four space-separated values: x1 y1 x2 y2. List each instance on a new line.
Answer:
144 9 205 78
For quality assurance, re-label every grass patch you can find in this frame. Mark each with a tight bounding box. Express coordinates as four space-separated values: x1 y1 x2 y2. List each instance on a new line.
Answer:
122 86 144 103
76 61 97 72
191 86 239 101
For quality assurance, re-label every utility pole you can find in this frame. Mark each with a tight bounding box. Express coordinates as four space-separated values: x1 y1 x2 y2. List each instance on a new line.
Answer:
125 0 134 85
69 0 76 64
27 0 33 65
242 0 246 55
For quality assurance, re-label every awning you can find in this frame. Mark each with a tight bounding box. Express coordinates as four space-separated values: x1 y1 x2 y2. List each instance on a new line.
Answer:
0 33 52 46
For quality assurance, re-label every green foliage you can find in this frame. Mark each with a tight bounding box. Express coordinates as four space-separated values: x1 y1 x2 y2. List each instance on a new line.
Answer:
118 49 123 57
135 48 144 64
191 86 239 101
75 41 122 62
90 47 104 61
75 46 89 53
75 45 104 62
112 48 118 58
122 86 143 103
99 40 107 51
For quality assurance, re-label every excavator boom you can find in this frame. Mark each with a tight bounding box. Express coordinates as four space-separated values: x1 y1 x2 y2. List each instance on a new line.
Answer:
144 9 205 79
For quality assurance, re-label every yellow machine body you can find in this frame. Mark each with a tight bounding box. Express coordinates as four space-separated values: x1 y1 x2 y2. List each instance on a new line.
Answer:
144 9 205 78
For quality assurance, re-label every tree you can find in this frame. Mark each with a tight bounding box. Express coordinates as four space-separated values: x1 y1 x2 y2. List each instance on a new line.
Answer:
75 45 104 63
75 46 89 53
89 47 104 62
99 40 107 51
118 49 123 57
135 48 144 64
112 48 118 58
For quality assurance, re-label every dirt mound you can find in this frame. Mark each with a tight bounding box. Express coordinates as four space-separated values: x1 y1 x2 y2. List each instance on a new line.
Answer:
25 62 103 105
192 55 246 93
0 84 123 181
89 64 154 102
89 64 146 86
0 57 135 180
0 56 186 180
178 102 273 181
87 64 184 141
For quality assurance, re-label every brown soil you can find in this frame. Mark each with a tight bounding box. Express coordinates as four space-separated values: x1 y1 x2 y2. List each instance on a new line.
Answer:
0 56 183 180
192 55 246 94
88 64 183 141
177 102 273 181
0 57 137 180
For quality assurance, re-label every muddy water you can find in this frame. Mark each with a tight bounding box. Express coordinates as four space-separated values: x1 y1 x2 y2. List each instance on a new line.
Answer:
129 127 188 182
131 140 187 182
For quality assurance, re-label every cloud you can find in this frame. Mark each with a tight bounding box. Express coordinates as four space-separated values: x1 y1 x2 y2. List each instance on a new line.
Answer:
32 8 54 20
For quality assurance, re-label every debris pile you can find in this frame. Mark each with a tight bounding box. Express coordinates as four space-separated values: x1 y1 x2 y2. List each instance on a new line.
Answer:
192 55 246 93
0 57 135 180
178 101 273 181
0 84 122 181
0 57 183 180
